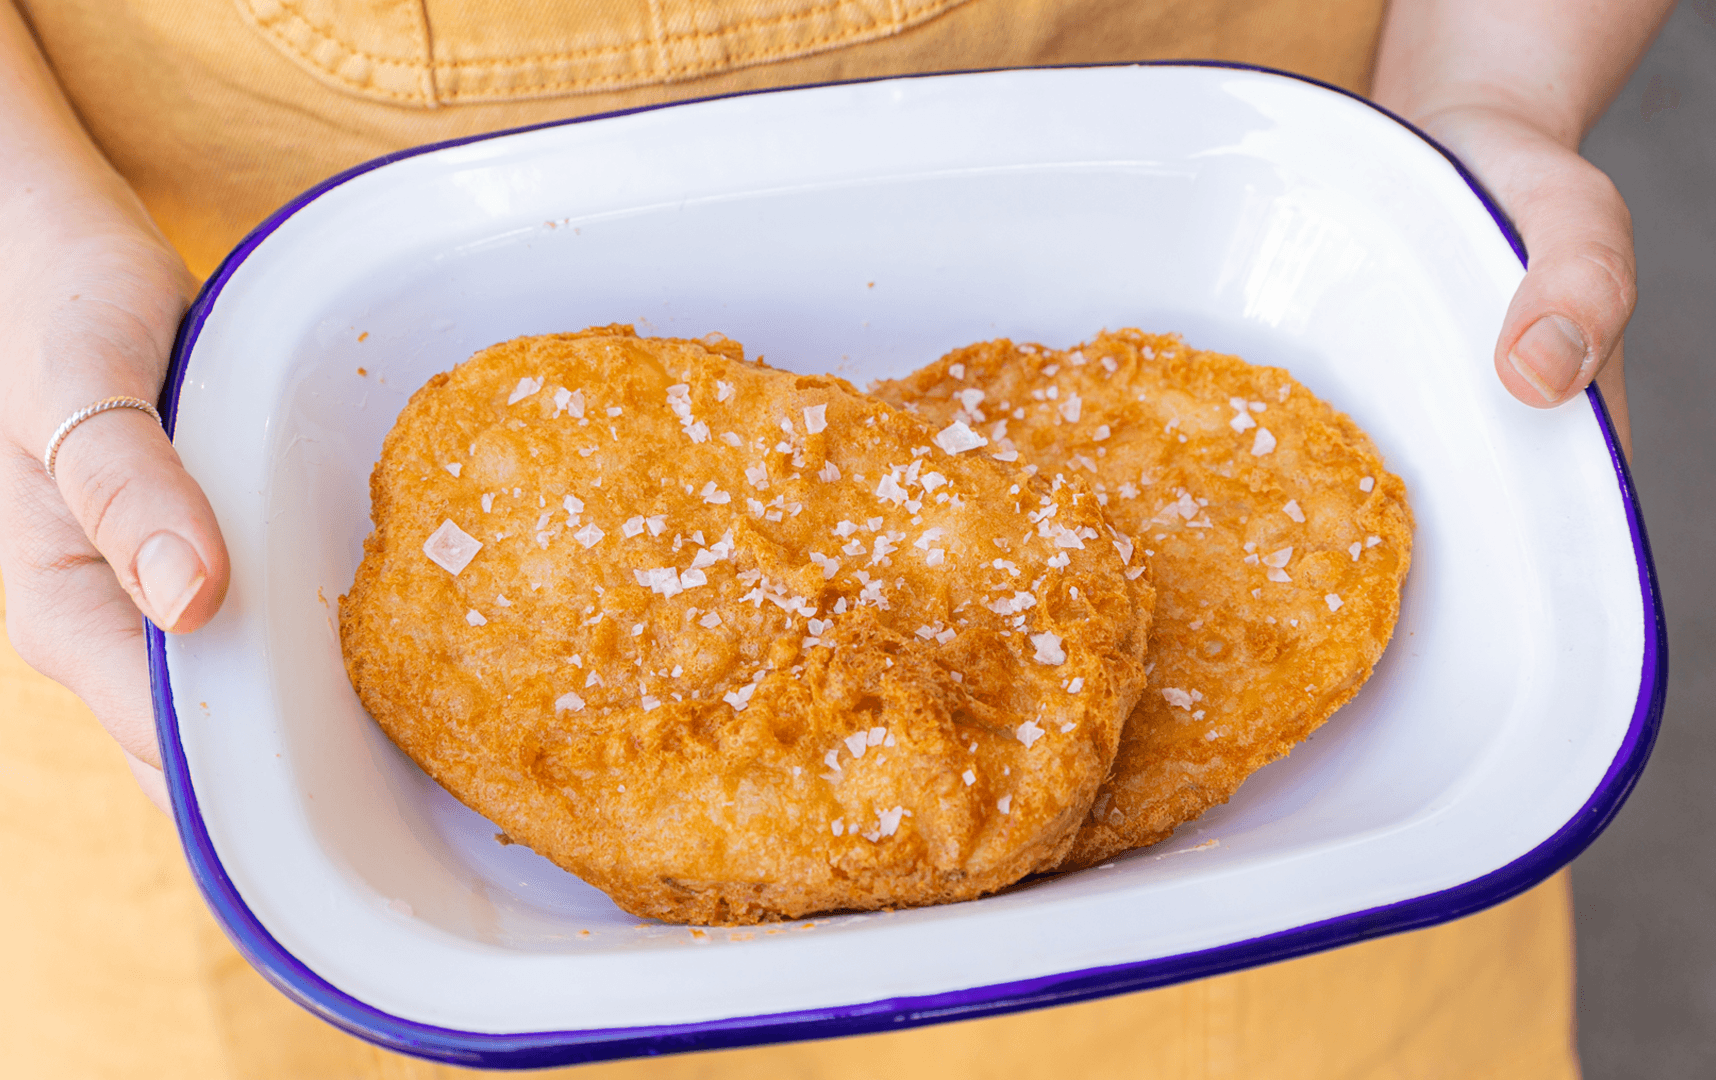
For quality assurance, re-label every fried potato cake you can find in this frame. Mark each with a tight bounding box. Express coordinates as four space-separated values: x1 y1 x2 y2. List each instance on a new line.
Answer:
874 330 1412 869
340 326 1152 924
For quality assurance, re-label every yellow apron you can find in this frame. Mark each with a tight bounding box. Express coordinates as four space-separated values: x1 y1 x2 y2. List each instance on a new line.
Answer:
3 2 1580 1076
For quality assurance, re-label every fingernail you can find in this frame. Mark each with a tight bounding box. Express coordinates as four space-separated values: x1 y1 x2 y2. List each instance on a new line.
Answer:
1508 315 1588 403
136 532 206 631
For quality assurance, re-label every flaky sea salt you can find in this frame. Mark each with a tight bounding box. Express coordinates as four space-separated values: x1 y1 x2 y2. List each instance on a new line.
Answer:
803 403 828 434
634 567 683 597
1161 688 1193 709
913 527 945 550
1283 499 1305 523
423 519 482 575
989 591 1037 615
1229 397 1257 432
553 386 580 417
1030 631 1066 665
1251 428 1277 455
465 609 487 626
873 806 905 839
933 420 988 455
555 691 585 713
508 376 542 405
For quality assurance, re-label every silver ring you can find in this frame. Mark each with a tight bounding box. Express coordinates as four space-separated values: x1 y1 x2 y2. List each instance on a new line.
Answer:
43 396 164 481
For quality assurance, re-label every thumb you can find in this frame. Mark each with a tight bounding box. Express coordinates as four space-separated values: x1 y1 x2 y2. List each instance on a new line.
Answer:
49 403 229 633
1494 152 1638 408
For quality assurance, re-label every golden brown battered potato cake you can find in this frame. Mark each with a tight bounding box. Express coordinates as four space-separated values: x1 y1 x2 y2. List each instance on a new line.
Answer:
340 327 1152 924
874 330 1412 870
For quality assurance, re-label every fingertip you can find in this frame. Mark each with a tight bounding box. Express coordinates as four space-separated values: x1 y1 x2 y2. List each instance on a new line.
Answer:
1502 313 1590 408
136 531 205 630
135 526 228 633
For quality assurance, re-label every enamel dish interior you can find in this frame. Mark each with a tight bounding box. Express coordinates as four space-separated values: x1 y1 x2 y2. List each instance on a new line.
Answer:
154 65 1658 1056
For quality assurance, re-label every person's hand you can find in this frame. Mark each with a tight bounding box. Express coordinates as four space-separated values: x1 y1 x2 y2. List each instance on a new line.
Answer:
1372 0 1676 460
1 4 230 810
1406 103 1636 449
0 215 230 811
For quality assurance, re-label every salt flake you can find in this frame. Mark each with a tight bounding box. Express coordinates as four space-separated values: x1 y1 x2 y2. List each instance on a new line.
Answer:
508 376 543 405
1030 631 1066 665
423 519 483 575
933 420 989 455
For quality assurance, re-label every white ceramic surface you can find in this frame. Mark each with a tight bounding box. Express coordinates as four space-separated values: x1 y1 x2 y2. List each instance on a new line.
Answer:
161 66 1645 1036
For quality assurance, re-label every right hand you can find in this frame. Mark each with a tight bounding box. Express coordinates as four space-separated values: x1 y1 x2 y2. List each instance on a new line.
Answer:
0 210 231 811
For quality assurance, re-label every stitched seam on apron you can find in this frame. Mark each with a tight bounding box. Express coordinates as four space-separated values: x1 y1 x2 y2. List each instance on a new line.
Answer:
239 4 425 70
413 0 438 107
244 0 949 66
238 0 970 104
644 0 670 90
429 3 964 99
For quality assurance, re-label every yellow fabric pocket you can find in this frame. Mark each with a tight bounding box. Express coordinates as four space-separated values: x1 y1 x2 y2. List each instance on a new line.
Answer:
235 0 974 106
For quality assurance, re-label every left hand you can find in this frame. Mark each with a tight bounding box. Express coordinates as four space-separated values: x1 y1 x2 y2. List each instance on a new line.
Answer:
1409 103 1636 451
1369 0 1676 463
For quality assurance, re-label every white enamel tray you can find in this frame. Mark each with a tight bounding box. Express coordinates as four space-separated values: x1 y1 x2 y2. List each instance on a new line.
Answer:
149 64 1663 1068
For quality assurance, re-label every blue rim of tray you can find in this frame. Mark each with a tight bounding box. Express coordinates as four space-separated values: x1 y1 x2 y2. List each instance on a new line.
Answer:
145 61 1667 1069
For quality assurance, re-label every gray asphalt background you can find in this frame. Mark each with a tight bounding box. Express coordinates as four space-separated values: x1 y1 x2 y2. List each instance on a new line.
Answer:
1571 3 1716 1075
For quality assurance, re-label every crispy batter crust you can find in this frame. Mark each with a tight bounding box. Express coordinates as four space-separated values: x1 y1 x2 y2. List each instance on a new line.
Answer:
340 327 1152 923
876 330 1412 869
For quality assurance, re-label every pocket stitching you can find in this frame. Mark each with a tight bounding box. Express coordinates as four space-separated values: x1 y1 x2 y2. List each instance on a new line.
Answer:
238 0 973 104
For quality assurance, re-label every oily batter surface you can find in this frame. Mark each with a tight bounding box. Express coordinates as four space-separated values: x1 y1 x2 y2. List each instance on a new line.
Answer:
340 327 1152 923
875 329 1412 869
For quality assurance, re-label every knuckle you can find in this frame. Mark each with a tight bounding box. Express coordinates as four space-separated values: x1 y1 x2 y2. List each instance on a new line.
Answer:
71 455 143 558
1577 242 1639 317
